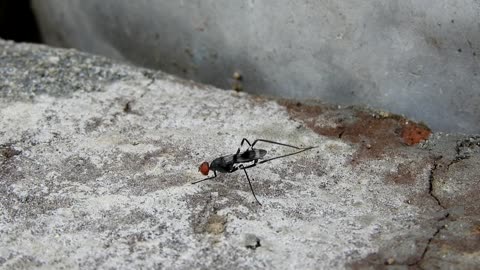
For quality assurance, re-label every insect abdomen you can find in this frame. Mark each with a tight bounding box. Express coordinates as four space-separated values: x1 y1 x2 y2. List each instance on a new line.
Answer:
239 149 267 161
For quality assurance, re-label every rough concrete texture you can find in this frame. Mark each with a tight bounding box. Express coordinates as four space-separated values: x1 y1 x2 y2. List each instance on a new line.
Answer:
1 40 479 269
31 0 480 134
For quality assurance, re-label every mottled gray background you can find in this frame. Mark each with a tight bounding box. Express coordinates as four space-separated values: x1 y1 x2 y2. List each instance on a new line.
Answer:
31 0 480 133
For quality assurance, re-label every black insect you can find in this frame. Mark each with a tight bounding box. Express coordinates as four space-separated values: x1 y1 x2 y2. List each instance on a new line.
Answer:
193 138 315 205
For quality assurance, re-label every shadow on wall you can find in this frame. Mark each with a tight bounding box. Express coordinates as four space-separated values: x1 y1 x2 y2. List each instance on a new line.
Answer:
0 0 41 43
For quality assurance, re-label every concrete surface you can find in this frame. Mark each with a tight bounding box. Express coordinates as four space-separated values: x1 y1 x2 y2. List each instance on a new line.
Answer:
1 40 479 269
31 0 480 134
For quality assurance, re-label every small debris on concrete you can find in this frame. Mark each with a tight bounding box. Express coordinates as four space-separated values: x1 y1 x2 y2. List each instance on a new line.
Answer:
244 234 261 250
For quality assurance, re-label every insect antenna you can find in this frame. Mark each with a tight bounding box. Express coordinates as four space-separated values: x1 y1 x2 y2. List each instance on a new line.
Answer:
258 146 316 165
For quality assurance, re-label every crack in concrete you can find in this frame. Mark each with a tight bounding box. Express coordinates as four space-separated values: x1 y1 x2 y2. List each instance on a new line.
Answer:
407 146 462 268
428 156 445 208
411 136 480 268
401 155 449 268
408 212 449 269
447 136 480 169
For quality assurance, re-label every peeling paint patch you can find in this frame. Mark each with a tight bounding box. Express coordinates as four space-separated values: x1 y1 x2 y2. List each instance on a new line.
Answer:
279 100 432 163
401 121 431 145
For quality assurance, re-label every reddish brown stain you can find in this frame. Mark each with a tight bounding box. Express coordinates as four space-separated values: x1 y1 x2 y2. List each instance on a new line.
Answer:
472 224 480 236
401 122 431 145
387 163 416 185
279 100 432 163
434 233 480 254
386 158 432 186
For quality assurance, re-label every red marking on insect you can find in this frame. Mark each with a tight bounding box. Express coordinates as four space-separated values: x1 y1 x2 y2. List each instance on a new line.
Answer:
199 162 210 175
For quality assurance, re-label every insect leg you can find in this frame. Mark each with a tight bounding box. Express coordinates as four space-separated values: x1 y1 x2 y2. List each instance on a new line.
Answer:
191 170 218 184
251 139 305 149
236 138 253 154
239 165 262 205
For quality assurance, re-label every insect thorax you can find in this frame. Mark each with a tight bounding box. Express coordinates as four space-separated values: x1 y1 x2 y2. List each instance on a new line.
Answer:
210 156 234 173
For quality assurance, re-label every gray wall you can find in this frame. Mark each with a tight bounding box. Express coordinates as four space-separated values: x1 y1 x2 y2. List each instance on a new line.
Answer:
32 0 480 133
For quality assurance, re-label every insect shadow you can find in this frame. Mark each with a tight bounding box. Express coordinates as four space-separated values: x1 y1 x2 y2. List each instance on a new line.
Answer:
193 138 315 205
